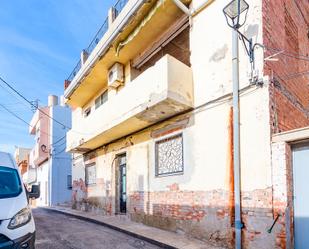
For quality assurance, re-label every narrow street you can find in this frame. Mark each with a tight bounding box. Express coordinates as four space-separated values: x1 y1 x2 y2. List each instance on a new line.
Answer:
33 208 163 249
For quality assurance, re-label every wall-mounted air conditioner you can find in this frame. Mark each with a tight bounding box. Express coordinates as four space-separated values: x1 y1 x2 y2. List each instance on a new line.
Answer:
108 62 124 88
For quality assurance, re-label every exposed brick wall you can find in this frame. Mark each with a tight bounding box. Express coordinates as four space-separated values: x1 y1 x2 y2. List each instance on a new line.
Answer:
263 0 309 134
72 177 114 215
129 186 275 249
137 26 190 75
129 188 234 248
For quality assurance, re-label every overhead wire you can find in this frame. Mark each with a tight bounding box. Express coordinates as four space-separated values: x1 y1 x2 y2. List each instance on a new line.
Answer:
254 43 309 62
253 43 309 81
0 101 69 153
0 75 93 136
52 147 67 156
0 76 70 129
52 135 66 145
0 103 32 127
0 103 66 141
52 140 66 151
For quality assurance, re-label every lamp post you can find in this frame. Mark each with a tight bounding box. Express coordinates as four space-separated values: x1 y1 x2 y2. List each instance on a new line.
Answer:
223 1 249 249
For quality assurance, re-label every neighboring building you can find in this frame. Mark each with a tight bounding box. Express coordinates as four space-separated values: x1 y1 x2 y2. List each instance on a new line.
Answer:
29 95 72 206
14 147 31 177
63 0 309 248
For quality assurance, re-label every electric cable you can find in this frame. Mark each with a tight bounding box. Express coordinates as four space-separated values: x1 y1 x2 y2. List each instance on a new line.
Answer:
0 76 69 129
53 147 67 156
254 43 309 62
52 135 66 145
0 103 32 127
52 140 66 149
0 75 94 136
0 103 56 139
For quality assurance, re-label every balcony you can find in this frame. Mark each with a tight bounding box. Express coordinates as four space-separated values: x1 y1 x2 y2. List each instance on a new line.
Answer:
64 0 191 107
66 55 193 152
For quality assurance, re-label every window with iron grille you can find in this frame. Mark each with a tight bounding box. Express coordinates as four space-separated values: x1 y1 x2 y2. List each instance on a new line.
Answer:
95 90 108 109
85 163 96 186
155 134 184 176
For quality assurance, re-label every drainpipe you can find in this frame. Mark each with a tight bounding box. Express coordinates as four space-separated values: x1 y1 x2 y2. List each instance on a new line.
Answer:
171 0 191 15
171 0 214 16
232 29 242 249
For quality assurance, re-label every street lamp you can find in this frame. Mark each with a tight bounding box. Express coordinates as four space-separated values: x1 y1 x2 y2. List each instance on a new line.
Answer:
223 0 249 28
223 1 250 249
223 0 256 73
223 0 255 65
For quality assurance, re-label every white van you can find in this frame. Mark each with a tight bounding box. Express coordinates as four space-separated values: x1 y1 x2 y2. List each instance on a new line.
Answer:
0 152 39 249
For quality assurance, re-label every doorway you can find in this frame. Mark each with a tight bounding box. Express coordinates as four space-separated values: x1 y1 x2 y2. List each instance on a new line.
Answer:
117 154 127 214
293 144 309 248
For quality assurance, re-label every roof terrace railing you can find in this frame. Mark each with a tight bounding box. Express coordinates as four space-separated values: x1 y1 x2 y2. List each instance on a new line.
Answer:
114 0 129 17
65 0 129 85
66 60 82 83
85 18 109 57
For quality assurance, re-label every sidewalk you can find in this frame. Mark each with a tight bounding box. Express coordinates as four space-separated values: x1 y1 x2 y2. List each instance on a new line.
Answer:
41 205 226 249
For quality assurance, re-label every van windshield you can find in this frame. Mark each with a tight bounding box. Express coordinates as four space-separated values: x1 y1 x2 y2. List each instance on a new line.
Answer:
0 166 22 199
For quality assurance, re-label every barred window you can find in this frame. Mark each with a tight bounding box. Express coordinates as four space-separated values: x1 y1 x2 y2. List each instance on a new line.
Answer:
155 134 184 176
85 163 96 186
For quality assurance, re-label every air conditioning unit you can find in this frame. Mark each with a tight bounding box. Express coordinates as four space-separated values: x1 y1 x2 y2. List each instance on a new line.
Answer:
108 62 124 88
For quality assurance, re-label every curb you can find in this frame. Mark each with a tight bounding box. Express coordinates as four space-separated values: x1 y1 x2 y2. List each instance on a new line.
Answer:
41 207 177 249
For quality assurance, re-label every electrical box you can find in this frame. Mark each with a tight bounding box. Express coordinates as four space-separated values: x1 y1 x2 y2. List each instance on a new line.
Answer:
108 62 124 88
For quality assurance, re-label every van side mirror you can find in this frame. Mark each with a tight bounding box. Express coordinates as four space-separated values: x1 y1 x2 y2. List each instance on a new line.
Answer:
28 185 40 199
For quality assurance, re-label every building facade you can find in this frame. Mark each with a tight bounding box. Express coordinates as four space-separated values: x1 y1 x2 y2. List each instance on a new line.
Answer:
29 95 72 207
14 147 31 177
64 0 309 248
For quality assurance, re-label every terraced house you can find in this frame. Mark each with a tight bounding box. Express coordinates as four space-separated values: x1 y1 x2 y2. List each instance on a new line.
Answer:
64 0 309 248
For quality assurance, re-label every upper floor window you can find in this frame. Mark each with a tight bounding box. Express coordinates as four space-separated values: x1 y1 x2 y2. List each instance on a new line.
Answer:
95 90 108 109
35 127 40 142
155 133 184 176
83 107 91 118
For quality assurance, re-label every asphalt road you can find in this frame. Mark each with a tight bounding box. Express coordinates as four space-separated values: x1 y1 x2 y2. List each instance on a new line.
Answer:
33 208 163 249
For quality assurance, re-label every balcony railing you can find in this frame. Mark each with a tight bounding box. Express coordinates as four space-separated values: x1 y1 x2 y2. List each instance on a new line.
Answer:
65 0 129 84
114 0 129 17
85 18 108 57
67 60 82 83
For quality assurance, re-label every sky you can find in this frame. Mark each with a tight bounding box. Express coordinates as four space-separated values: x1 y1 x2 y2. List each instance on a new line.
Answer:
0 0 115 154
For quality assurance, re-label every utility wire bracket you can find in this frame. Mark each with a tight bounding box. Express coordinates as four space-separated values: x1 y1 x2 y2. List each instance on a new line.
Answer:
264 50 284 62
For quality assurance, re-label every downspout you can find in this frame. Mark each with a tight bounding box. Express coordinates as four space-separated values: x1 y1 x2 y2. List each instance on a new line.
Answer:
171 0 190 15
171 0 214 16
232 29 242 249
